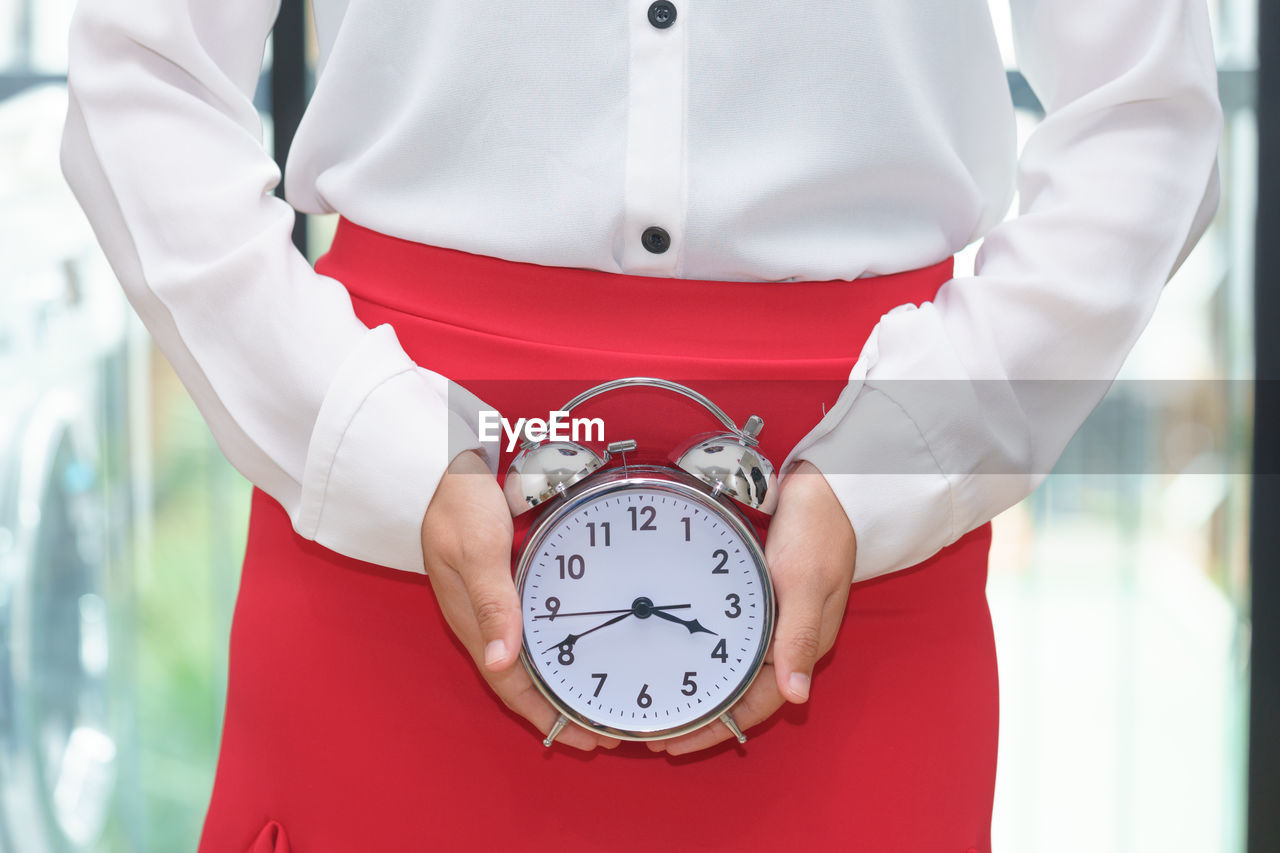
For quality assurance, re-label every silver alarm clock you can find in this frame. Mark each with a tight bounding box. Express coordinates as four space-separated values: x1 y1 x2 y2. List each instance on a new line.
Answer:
504 378 778 746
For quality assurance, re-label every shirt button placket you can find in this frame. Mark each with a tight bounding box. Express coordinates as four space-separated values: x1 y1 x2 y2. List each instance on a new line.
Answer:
622 0 686 273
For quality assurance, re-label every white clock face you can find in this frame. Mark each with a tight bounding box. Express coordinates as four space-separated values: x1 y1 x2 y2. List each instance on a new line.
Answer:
517 477 772 738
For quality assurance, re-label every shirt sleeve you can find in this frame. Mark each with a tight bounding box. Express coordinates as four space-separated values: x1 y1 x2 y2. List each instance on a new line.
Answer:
59 0 500 574
779 0 1223 581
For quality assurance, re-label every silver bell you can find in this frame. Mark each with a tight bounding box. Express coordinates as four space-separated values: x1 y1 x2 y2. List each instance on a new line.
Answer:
504 441 606 515
674 433 778 515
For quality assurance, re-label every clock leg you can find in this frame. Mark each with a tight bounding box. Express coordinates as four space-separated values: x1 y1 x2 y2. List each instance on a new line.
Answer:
719 712 748 744
542 714 569 748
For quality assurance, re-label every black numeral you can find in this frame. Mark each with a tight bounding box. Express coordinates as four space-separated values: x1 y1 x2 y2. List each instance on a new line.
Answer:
545 597 561 619
628 505 657 531
556 554 585 580
724 593 741 618
637 684 652 708
558 643 575 666
681 517 691 541
711 638 728 663
711 549 729 574
591 673 608 697
681 671 698 696
586 522 610 547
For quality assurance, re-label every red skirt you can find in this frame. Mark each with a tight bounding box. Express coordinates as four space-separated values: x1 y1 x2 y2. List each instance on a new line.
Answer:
199 218 998 853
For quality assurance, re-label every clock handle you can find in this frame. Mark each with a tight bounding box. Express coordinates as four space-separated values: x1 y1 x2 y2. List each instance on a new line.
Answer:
561 378 779 513
504 376 778 516
558 377 762 445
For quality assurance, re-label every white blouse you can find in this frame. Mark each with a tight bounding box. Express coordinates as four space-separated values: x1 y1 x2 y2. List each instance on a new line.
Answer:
59 0 1222 579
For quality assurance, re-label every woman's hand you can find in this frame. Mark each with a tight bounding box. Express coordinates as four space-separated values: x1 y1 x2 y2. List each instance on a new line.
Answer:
421 450 620 751
649 460 857 755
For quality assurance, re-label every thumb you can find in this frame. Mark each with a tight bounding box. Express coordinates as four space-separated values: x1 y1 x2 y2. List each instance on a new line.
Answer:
770 576 825 703
457 533 522 673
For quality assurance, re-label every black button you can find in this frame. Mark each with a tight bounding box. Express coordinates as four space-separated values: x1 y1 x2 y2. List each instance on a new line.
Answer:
641 226 671 254
648 1 677 29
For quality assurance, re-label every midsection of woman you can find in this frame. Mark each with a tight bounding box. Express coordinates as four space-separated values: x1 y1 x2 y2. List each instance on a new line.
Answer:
59 0 1220 850
197 219 998 852
62 0 1221 590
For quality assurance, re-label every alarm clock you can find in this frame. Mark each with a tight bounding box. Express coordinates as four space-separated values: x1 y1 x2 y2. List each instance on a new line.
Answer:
504 378 778 746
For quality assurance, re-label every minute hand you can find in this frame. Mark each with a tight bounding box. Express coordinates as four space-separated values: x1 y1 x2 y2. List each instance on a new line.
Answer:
648 609 717 635
543 611 633 654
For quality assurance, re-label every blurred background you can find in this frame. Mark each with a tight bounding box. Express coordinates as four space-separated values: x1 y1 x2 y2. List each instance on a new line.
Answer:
0 0 1270 850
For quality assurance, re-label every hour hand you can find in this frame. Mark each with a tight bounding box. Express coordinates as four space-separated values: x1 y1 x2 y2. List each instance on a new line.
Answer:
648 608 717 635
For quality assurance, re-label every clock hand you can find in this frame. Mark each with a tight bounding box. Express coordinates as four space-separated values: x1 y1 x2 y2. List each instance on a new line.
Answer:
647 608 718 636
532 604 693 621
539 599 700 651
543 610 634 653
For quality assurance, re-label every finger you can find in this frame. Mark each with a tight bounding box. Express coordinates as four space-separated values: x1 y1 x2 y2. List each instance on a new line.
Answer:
424 451 520 671
761 591 846 668
451 537 522 673
429 566 618 751
770 571 828 703
484 662 621 751
654 664 786 756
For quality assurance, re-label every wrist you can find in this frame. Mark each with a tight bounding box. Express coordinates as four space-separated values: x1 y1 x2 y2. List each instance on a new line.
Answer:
784 460 857 549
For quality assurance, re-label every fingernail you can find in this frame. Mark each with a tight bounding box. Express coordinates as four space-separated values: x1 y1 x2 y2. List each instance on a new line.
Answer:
484 639 507 667
789 672 811 701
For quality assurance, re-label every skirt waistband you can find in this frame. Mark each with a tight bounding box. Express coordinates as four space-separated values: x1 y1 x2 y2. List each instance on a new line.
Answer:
315 216 954 359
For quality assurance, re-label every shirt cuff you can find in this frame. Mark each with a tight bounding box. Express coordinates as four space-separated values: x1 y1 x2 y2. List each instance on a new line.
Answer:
293 323 500 573
785 386 956 582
